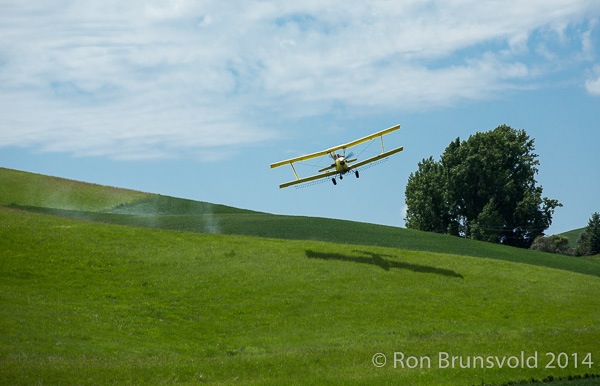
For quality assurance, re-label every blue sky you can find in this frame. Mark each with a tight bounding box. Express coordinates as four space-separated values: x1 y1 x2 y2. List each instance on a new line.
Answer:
1 1 599 234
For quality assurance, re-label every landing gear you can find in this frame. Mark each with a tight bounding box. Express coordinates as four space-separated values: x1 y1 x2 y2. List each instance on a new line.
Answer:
331 178 337 185
355 170 360 178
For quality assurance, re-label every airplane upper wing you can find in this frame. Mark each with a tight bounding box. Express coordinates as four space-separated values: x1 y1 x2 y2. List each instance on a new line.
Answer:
270 148 333 169
340 124 401 151
270 124 401 169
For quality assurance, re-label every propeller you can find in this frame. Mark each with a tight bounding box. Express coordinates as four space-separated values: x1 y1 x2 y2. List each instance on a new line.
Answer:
342 151 356 164
321 151 355 171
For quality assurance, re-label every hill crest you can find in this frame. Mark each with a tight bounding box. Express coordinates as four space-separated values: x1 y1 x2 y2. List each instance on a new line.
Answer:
2 167 598 277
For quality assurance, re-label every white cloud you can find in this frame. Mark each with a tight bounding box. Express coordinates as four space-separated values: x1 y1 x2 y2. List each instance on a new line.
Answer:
585 65 600 95
0 0 599 160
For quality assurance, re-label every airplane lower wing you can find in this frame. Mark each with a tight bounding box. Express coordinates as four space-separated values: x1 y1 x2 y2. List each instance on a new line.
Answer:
347 146 404 171
318 164 336 173
279 170 338 189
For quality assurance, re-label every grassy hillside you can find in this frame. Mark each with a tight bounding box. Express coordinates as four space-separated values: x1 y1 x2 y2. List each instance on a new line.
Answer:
2 168 599 278
0 167 148 211
2 206 599 385
2 167 600 384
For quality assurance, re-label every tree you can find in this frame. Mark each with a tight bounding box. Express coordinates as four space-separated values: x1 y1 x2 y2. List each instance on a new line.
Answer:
405 125 561 248
577 212 600 256
404 157 449 233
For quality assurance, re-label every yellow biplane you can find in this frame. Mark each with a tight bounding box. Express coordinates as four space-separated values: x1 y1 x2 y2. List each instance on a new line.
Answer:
270 124 404 188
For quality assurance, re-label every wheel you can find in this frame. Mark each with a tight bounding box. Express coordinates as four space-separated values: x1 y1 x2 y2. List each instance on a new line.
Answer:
331 178 337 185
355 170 360 178
340 174 343 180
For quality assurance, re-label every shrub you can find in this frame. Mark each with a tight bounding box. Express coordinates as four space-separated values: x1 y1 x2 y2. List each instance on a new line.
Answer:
530 235 574 255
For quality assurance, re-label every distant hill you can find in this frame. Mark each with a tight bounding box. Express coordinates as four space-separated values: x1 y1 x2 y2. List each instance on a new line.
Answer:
558 227 585 246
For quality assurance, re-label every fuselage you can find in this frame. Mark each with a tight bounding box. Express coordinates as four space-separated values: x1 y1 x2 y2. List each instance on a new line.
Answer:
334 156 351 174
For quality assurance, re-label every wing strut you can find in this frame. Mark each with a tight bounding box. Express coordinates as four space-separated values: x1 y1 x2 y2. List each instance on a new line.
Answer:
290 163 299 180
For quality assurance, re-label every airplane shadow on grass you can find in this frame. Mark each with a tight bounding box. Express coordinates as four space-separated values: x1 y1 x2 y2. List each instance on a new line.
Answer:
306 249 464 279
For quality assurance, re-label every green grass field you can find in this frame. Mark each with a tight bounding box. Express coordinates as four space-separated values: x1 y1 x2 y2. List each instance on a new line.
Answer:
559 228 586 248
1 167 599 385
